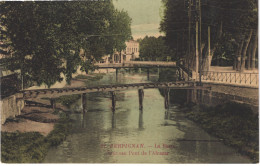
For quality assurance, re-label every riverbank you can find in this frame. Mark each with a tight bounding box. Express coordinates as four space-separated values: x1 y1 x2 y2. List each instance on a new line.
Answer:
182 102 259 163
1 73 104 163
1 112 71 163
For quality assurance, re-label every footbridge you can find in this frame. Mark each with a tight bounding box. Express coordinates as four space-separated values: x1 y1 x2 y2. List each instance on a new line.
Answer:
22 81 203 99
21 81 209 113
95 61 178 80
95 61 177 68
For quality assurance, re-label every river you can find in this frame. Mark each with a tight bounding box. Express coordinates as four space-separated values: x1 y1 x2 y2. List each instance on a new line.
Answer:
43 69 251 163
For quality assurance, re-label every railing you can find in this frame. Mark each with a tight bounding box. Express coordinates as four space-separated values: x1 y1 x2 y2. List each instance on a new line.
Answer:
195 71 259 87
176 62 192 78
124 61 176 66
96 61 177 68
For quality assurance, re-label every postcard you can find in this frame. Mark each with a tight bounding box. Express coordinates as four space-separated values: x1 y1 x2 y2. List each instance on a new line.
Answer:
0 0 258 164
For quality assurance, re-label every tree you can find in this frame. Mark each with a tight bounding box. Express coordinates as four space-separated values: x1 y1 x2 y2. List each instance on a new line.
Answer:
0 1 132 87
160 0 257 72
139 36 173 61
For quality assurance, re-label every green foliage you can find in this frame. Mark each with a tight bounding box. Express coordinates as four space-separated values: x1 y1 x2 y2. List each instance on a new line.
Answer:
212 34 237 66
74 75 89 80
0 1 132 87
55 94 81 107
160 0 257 65
1 132 47 163
46 113 72 146
74 73 104 81
1 112 72 163
139 36 174 61
158 68 178 82
186 102 259 162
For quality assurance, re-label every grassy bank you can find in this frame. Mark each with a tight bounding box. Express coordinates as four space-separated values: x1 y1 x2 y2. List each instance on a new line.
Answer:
1 112 72 163
184 102 259 162
74 73 105 82
1 73 106 163
55 94 81 107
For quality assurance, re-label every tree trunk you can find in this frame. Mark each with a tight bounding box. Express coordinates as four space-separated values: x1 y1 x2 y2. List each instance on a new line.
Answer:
191 34 196 71
251 30 258 69
246 40 253 69
233 57 237 70
208 21 222 69
233 47 239 70
241 30 253 72
237 41 244 71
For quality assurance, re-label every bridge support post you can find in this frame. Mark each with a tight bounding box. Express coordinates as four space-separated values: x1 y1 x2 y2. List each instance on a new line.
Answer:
182 69 185 80
158 67 160 75
139 110 143 129
82 93 87 114
138 89 144 110
111 91 116 113
50 99 56 110
164 88 170 109
178 68 182 81
112 113 116 128
116 68 118 80
147 68 150 80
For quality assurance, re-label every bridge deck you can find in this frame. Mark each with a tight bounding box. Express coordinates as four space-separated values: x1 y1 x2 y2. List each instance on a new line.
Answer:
95 65 176 69
22 81 206 99
95 61 177 68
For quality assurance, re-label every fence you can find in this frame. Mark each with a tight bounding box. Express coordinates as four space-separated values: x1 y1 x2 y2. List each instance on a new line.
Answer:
195 71 259 87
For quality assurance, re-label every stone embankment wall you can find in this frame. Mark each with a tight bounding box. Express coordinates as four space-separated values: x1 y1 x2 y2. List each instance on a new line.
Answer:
1 93 24 124
201 83 258 113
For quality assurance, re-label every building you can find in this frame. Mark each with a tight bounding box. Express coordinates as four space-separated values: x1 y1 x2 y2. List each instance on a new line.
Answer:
100 40 140 64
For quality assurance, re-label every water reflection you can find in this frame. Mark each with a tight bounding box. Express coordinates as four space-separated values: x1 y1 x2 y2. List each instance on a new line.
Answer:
164 110 169 120
44 71 252 163
138 110 143 130
111 113 116 129
81 113 85 128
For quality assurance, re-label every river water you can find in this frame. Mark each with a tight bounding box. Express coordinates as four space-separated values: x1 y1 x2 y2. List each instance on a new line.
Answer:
44 69 251 163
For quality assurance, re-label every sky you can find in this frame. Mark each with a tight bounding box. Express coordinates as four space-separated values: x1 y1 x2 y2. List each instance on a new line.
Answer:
113 0 164 40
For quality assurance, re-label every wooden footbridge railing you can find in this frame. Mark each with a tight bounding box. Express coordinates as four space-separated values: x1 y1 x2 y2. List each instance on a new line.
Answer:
22 81 197 99
22 81 210 113
95 61 177 68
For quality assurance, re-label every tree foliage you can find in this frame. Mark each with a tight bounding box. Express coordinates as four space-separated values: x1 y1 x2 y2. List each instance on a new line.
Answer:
139 36 173 61
160 0 257 70
0 1 132 87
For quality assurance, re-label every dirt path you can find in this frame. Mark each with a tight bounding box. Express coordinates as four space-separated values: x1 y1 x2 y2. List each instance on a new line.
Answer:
1 75 96 136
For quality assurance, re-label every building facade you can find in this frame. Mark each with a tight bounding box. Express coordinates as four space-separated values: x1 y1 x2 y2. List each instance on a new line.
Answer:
100 40 140 64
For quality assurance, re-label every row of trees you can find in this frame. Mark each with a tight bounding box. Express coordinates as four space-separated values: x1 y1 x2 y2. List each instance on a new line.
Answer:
138 36 174 61
160 0 258 71
0 1 132 87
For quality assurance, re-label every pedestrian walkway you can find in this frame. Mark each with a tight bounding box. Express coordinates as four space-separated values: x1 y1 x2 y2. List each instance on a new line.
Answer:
193 66 259 88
